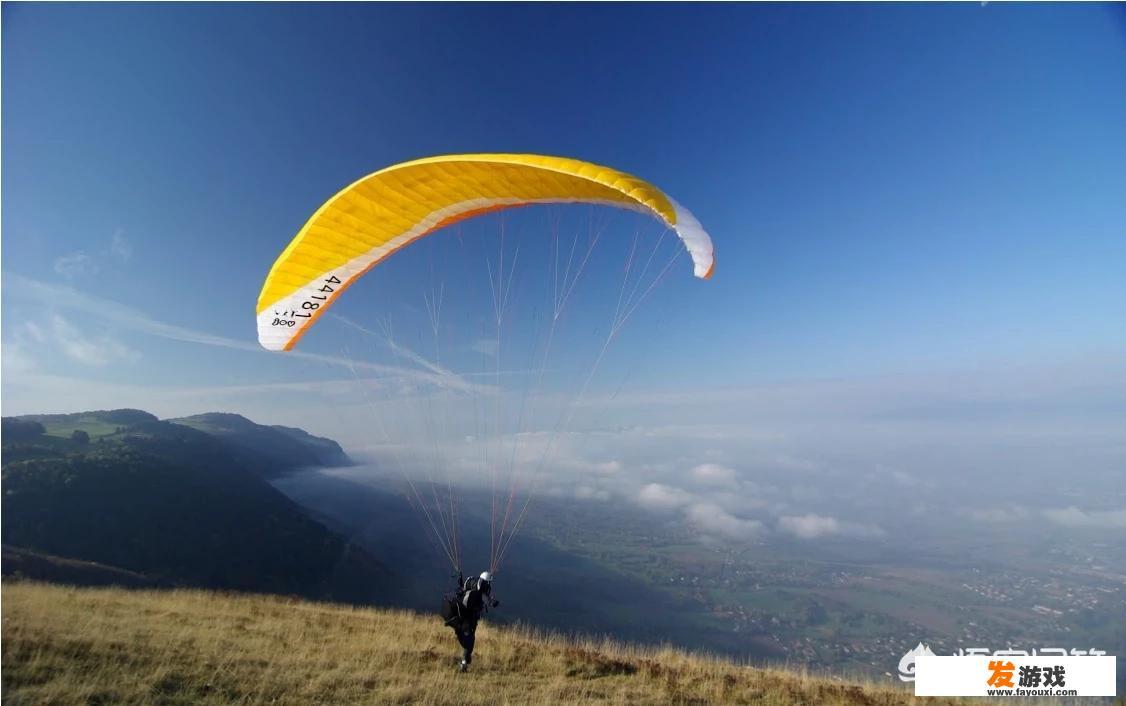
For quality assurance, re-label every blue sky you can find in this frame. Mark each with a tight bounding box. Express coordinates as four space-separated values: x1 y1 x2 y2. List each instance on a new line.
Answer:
3 3 1125 443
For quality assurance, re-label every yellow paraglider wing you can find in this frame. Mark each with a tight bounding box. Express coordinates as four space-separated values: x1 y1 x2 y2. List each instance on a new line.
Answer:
256 153 714 351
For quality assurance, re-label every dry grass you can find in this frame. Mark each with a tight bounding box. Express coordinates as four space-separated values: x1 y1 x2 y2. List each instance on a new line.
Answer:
3 581 967 705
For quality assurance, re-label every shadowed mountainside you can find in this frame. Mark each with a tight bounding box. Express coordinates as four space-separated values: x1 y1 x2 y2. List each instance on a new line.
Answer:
1 409 396 604
170 412 352 476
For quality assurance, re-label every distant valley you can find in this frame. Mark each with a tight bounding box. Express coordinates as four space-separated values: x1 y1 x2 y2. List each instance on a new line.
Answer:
4 408 1123 691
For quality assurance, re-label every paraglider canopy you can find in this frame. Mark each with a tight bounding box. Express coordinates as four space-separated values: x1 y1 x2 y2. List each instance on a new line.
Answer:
256 153 714 352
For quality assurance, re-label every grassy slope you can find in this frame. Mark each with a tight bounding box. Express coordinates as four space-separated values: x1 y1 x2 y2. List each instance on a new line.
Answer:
2 582 964 706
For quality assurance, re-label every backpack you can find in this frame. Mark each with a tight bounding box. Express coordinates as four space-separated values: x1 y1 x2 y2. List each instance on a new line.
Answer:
460 577 490 613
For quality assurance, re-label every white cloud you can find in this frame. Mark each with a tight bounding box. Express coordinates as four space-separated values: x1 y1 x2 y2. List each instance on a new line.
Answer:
22 321 47 343
575 485 610 501
778 514 841 539
471 339 500 357
1 340 38 374
1043 507 1126 529
597 460 622 473
54 231 132 280
54 252 98 279
773 455 821 472
691 463 737 485
110 230 132 262
50 315 140 366
969 506 1032 524
637 483 692 510
777 513 884 540
1 321 55 374
888 469 921 487
685 503 764 539
3 318 136 373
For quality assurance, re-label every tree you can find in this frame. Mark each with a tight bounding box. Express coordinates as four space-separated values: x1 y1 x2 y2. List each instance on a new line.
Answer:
1 418 46 441
71 430 91 445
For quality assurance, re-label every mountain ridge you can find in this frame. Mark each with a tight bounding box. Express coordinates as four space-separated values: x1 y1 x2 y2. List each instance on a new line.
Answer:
168 412 353 475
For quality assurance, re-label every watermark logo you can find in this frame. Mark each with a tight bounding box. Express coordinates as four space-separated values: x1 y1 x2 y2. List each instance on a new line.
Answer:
897 642 935 682
916 655 1115 697
898 643 1108 682
987 660 1016 688
995 662 1067 689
